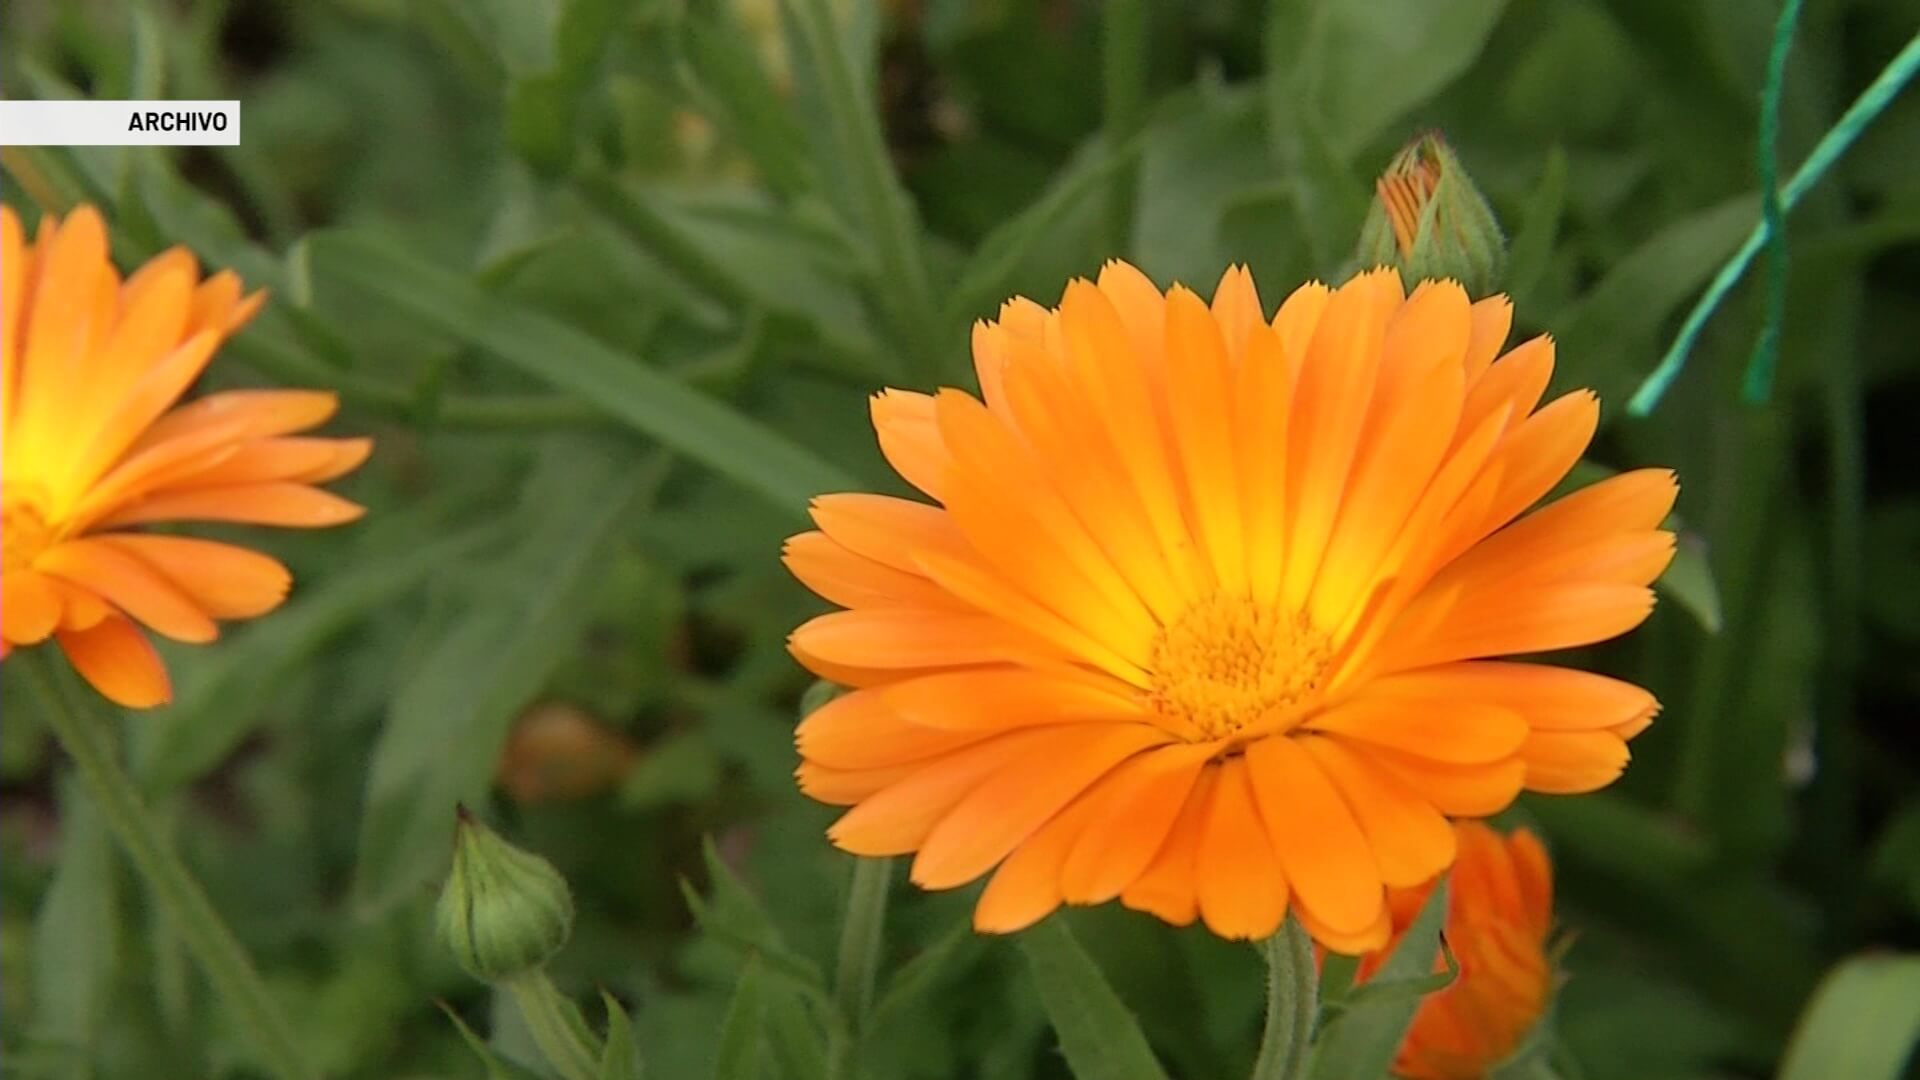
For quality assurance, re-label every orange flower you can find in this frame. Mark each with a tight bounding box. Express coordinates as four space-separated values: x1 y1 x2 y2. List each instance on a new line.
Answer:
782 262 1669 948
2 205 369 708
1359 822 1556 1080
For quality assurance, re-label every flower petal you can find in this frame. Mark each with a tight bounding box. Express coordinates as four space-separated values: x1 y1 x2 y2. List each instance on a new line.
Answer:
38 538 217 643
99 483 364 529
1197 755 1290 939
1247 736 1383 934
911 724 1168 889
1 571 63 644
57 614 171 708
1299 736 1455 888
95 535 290 620
1119 763 1217 927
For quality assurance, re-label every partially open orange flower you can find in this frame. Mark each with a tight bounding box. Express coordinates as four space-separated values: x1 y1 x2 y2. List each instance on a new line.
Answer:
1360 822 1556 1080
782 261 1669 949
2 205 369 708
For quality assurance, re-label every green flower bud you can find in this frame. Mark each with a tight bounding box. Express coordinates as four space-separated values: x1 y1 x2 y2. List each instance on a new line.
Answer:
799 678 847 718
435 806 573 982
1355 132 1507 296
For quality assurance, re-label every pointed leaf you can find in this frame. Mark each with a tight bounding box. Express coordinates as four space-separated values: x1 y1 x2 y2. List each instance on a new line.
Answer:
599 991 642 1080
1778 954 1920 1080
1308 878 1452 1080
1018 916 1169 1080
713 955 769 1080
439 1002 550 1080
306 231 857 513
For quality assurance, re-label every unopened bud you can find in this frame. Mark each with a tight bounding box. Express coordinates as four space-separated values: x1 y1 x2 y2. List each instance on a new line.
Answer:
1356 133 1506 296
436 806 573 982
799 679 847 718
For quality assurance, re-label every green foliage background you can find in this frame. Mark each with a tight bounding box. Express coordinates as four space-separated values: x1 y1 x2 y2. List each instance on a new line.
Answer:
3 0 1920 1077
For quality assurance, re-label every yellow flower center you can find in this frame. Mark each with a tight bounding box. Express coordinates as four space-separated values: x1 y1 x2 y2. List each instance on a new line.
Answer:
2 495 55 572
1147 594 1334 741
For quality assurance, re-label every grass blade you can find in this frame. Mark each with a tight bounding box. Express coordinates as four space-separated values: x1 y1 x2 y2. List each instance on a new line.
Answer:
307 231 857 513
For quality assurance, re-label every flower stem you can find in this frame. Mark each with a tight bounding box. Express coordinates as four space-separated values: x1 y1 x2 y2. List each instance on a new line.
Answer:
827 855 893 1079
1250 915 1318 1080
22 653 316 1080
506 971 601 1080
788 0 942 384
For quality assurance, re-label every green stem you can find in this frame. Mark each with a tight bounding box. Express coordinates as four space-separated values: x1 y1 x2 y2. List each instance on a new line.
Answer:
827 855 892 1079
22 654 316 1080
1250 916 1318 1080
506 972 600 1080
1628 28 1920 415
1807 284 1867 933
1101 0 1148 255
1739 0 1804 403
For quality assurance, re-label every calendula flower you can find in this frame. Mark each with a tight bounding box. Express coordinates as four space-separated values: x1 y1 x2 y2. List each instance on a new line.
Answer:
1360 822 1556 1080
783 261 1669 948
2 205 368 708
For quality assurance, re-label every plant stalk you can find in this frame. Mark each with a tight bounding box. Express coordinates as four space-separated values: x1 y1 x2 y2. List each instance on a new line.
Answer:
22 653 317 1080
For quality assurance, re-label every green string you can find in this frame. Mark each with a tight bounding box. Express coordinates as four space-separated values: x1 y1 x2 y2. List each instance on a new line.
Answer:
1741 0 1803 405
1628 28 1920 417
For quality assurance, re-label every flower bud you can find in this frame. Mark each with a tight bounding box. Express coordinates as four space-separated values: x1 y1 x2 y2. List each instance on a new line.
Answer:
799 679 847 718
1356 133 1506 296
435 807 574 982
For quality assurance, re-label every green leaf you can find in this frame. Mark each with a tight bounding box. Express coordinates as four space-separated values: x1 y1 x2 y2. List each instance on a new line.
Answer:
132 525 497 795
683 838 829 1002
763 984 829 1080
505 0 626 174
618 731 724 811
781 0 939 373
944 135 1139 327
1265 0 1514 161
1663 532 1725 634
1308 878 1451 1080
679 8 814 198
439 1001 549 1080
599 991 642 1080
1018 916 1170 1080
30 778 121 1059
306 231 858 514
1777 954 1920 1080
1507 146 1569 306
870 922 977 1029
713 955 769 1080
351 444 667 914
1870 801 1920 917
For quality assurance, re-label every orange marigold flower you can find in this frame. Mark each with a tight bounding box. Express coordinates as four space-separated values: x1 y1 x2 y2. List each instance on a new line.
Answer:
2 205 369 708
781 261 1670 948
1359 822 1556 1080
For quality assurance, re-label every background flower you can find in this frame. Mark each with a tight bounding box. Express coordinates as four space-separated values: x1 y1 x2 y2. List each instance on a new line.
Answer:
1358 822 1557 1080
1 205 368 706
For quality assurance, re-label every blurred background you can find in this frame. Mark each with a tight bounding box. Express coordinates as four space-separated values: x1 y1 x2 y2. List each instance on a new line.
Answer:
2 0 1919 1077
